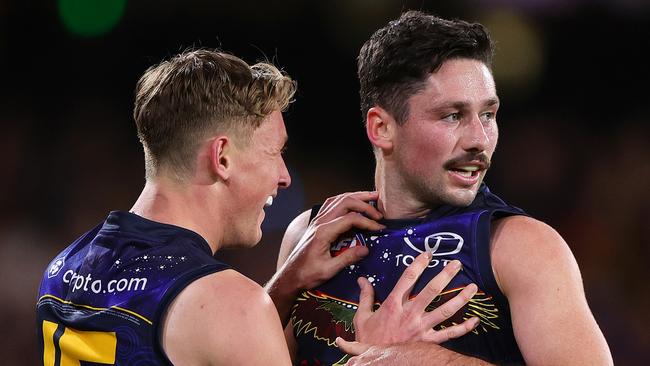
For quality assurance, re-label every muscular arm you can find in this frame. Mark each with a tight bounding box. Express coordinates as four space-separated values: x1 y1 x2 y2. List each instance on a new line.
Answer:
271 210 311 361
265 192 385 362
265 191 383 325
349 215 613 366
265 210 312 326
491 216 613 366
346 342 492 366
276 210 312 269
161 269 292 366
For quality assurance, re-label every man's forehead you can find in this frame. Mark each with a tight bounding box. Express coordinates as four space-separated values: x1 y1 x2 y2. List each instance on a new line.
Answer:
254 110 288 143
429 59 493 84
417 61 497 105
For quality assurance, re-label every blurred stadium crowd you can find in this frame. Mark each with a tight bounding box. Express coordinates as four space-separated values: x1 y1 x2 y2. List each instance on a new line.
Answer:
1 0 648 364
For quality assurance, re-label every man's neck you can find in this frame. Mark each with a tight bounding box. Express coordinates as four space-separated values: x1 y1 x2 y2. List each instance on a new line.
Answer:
377 186 433 220
375 162 434 220
130 177 223 254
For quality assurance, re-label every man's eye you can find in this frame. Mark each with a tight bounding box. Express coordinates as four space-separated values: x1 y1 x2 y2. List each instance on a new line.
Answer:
442 113 461 122
481 112 496 123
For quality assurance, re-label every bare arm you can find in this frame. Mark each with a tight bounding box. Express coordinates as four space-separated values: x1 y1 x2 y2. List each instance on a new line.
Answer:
271 210 310 362
346 342 493 366
491 216 613 366
342 216 614 366
265 210 313 327
265 191 384 326
266 191 385 361
161 270 292 365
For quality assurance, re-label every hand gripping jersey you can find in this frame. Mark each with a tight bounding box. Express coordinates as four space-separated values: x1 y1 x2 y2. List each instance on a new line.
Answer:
36 211 230 365
292 184 526 365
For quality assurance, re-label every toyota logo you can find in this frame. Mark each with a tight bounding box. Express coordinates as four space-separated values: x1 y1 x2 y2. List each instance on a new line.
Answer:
403 232 464 256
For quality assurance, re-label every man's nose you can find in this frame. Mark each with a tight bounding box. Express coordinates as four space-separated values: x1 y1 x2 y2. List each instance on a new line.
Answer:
461 115 490 152
278 159 291 189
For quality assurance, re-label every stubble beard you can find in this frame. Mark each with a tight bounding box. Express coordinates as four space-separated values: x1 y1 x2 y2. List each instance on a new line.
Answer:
410 171 484 209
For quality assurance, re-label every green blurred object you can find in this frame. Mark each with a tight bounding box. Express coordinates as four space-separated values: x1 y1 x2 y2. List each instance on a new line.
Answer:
58 0 126 37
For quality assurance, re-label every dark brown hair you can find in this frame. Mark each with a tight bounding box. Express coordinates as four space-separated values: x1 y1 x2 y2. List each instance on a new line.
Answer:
358 11 494 124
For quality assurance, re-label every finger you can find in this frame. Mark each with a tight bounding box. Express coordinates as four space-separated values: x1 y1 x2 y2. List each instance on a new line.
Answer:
335 337 371 356
423 316 480 344
319 191 374 215
314 193 351 225
316 196 383 224
316 193 347 218
316 191 382 222
355 277 375 322
388 251 432 303
411 260 463 312
422 283 477 326
316 212 385 245
326 245 370 276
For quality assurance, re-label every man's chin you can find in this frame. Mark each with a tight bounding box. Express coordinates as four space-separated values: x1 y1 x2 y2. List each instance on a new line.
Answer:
240 229 264 249
442 187 479 207
251 229 263 247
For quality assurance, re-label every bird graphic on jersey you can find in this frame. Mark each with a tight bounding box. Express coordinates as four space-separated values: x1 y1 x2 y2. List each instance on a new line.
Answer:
291 286 501 365
291 184 527 365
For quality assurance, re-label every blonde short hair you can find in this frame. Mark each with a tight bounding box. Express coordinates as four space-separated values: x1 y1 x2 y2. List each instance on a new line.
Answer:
133 49 296 179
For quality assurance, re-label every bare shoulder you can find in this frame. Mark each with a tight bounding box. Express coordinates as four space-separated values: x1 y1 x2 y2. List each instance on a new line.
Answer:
491 215 571 258
492 215 563 246
162 269 288 365
490 215 581 295
183 269 274 310
489 216 613 365
276 209 312 268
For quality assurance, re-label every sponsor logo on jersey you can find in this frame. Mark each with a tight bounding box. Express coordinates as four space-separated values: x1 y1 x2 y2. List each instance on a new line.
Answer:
62 269 148 294
330 235 361 257
404 232 464 256
48 257 65 278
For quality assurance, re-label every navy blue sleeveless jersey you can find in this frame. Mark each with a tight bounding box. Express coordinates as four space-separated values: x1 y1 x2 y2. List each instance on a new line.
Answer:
291 184 526 365
36 211 230 365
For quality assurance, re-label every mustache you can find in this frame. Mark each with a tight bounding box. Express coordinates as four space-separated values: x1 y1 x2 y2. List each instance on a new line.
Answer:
443 153 491 170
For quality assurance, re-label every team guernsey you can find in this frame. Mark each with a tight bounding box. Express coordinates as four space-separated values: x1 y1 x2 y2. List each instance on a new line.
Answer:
292 184 526 365
36 211 230 365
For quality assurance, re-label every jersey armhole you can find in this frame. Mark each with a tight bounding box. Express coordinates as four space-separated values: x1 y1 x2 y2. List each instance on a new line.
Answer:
475 209 525 314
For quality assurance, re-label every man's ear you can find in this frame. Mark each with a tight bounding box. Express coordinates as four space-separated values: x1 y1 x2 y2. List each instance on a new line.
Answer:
366 106 395 152
208 136 233 181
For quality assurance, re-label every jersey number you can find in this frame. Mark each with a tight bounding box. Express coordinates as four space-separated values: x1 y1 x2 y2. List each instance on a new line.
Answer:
42 320 117 366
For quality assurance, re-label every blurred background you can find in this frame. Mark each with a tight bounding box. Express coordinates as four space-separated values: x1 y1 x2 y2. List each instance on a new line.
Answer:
1 0 648 364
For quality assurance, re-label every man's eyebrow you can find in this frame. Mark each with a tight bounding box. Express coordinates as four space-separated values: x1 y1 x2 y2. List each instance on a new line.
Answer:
430 98 500 112
428 101 469 113
484 97 500 107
